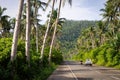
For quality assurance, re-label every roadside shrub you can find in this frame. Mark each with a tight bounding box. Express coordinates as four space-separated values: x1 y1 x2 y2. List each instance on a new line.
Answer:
83 52 90 61
105 48 116 66
0 38 61 80
96 48 107 65
51 48 63 64
89 48 100 63
0 38 12 67
114 64 120 69
112 53 120 66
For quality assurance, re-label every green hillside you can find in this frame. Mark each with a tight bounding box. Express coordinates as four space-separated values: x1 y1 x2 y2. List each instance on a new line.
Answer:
59 20 97 53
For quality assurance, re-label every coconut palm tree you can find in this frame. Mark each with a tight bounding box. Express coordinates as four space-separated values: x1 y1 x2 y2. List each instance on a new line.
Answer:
101 0 120 36
100 0 120 47
48 0 72 64
48 0 61 63
88 26 96 48
0 6 8 28
25 0 31 65
31 0 47 53
96 21 109 46
0 6 10 37
40 0 55 62
18 3 34 40
10 0 24 62
39 0 72 63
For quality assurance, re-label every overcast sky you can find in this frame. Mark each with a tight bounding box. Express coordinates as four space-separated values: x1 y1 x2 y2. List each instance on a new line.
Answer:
0 0 106 23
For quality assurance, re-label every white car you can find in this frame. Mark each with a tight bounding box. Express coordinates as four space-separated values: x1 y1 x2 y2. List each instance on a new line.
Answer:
85 59 92 66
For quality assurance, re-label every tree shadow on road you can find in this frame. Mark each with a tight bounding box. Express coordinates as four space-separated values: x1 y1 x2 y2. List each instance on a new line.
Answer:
47 75 93 80
77 77 93 80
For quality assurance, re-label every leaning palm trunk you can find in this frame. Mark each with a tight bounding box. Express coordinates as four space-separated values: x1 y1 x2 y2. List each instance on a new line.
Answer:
10 0 24 62
25 0 31 65
40 0 55 62
48 0 62 64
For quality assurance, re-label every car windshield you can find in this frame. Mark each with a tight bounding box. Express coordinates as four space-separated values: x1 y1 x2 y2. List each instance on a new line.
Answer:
86 59 92 63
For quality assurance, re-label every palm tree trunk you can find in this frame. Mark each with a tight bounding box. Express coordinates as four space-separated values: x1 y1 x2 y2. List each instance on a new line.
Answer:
40 0 55 62
48 0 62 64
36 25 39 53
25 0 31 65
35 7 39 53
10 0 24 62
91 34 95 48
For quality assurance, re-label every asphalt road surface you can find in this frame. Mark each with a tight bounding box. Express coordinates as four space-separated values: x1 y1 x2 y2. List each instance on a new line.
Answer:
47 61 120 80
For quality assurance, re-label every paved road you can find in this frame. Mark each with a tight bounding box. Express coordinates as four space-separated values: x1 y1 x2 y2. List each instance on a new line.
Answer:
47 61 120 80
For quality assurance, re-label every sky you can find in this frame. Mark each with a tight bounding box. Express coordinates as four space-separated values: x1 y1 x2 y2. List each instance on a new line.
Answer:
0 0 106 23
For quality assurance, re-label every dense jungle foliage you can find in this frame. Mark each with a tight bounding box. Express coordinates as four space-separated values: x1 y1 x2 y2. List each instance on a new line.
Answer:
0 38 63 80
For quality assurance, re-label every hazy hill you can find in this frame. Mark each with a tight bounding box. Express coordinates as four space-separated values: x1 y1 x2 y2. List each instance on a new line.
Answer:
59 20 97 53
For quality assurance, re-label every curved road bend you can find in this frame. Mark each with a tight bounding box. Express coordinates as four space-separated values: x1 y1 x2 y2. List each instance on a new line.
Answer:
47 61 120 80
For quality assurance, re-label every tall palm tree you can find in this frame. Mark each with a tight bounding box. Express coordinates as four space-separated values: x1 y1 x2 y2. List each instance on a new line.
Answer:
25 0 31 65
2 19 12 37
10 0 24 62
48 0 72 64
0 6 8 28
0 6 10 37
19 3 34 40
33 0 39 53
48 0 62 64
31 0 47 53
101 0 120 36
88 26 96 48
83 29 91 51
40 0 72 63
40 0 55 62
